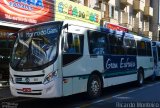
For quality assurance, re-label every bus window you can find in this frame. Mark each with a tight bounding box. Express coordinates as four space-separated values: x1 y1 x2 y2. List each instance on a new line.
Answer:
124 38 137 55
157 46 160 61
137 40 146 56
63 33 83 54
88 30 109 55
146 42 152 56
108 34 124 55
62 32 84 66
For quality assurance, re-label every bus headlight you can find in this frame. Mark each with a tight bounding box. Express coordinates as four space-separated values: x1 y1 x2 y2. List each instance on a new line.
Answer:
43 71 58 85
9 75 14 84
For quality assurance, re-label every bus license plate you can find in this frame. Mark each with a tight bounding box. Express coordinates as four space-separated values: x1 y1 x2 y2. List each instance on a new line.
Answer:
22 88 32 92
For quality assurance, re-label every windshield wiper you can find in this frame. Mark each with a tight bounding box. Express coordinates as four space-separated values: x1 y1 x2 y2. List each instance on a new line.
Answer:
14 39 32 69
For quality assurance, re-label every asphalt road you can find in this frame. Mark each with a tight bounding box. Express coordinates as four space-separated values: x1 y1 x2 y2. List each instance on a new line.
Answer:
0 78 160 108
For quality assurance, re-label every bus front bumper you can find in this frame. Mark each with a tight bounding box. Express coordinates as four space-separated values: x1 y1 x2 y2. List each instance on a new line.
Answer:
10 78 62 98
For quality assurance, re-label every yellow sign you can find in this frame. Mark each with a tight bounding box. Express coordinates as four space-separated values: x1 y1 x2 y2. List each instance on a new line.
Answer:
55 0 101 26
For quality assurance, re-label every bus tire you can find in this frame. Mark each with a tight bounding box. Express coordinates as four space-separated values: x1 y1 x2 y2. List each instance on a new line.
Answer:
87 74 102 99
137 70 144 86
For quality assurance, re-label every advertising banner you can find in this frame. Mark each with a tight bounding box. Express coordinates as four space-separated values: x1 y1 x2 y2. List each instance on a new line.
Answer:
103 55 137 78
104 22 129 32
0 0 54 24
55 0 101 26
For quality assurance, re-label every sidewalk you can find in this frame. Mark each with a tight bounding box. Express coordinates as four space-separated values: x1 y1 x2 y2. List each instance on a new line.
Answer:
0 81 9 87
0 82 12 99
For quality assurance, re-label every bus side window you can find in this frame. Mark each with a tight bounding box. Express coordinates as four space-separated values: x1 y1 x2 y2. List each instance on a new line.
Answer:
63 33 83 54
108 34 124 55
146 42 152 56
124 38 137 55
62 32 84 66
158 46 160 61
88 30 108 55
137 40 146 56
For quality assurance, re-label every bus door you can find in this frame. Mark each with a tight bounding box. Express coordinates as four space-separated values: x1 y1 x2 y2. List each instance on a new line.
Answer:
156 44 160 76
152 46 158 76
61 31 84 96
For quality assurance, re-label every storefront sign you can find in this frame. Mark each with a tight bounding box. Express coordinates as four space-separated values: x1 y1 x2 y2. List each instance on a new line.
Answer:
0 0 54 24
55 0 101 26
105 23 128 32
0 30 16 40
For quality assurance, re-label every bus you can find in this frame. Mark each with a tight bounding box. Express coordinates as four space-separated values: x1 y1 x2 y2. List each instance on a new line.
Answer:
9 20 154 98
152 41 160 77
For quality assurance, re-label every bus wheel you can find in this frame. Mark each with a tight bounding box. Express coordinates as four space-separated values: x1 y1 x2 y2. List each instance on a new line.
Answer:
137 71 144 86
87 74 102 99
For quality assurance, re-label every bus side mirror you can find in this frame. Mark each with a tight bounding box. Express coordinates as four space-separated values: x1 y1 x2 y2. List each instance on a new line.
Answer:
63 24 68 30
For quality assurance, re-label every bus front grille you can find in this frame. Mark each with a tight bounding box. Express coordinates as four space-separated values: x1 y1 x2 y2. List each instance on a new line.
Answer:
14 74 44 84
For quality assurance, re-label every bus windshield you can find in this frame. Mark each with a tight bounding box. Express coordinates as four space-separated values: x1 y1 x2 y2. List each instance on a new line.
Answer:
10 22 63 70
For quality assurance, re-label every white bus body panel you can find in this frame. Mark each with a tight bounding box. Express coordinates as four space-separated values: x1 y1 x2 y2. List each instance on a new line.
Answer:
137 56 153 78
104 74 137 87
62 56 103 96
62 23 103 96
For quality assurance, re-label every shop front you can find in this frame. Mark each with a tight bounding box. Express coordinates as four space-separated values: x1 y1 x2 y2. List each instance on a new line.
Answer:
0 0 54 82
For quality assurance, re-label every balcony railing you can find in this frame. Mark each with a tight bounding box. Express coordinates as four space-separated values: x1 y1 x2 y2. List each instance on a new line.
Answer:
120 0 133 5
144 6 153 16
133 18 142 29
143 31 152 37
144 21 149 31
133 0 145 11
121 12 128 24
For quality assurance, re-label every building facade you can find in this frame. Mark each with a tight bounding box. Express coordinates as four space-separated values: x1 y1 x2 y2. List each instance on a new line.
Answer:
151 0 160 41
72 0 156 39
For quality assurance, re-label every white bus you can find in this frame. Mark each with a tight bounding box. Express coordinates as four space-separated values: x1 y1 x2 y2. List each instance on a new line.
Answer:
9 20 154 98
152 41 160 77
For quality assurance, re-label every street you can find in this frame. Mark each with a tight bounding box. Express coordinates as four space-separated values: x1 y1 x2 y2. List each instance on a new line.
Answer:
0 78 160 108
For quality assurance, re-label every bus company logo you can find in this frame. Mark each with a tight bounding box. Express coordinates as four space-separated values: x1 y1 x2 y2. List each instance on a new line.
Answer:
0 0 50 23
25 77 30 83
105 57 136 70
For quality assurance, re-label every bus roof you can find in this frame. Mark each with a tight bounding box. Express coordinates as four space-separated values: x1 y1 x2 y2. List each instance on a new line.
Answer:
133 34 151 41
152 41 160 46
17 20 152 43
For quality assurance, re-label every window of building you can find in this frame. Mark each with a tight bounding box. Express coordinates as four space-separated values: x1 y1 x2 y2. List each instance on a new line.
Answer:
89 0 99 9
109 5 115 18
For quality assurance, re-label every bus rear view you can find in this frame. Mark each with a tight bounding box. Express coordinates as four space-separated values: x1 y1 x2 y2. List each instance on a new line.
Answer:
9 21 63 98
